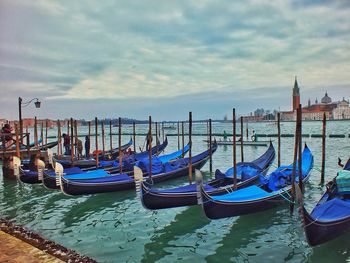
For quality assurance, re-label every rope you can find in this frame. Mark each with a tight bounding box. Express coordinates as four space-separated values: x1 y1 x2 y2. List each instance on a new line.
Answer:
277 189 296 204
312 167 322 173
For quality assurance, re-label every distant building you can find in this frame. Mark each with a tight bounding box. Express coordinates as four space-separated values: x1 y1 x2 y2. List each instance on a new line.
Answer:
333 98 350 120
0 119 7 128
279 77 350 120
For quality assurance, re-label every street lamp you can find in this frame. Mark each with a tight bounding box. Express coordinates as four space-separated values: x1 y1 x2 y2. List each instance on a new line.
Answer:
18 97 41 144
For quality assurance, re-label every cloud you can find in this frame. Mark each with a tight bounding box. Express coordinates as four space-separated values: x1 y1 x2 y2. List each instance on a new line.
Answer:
0 0 349 119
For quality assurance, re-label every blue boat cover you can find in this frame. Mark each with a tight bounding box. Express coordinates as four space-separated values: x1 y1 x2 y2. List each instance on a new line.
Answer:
63 169 110 180
311 198 350 221
224 165 260 180
211 185 272 202
336 170 350 194
152 183 216 193
73 173 133 183
137 157 165 175
157 143 190 163
46 167 83 177
266 146 313 191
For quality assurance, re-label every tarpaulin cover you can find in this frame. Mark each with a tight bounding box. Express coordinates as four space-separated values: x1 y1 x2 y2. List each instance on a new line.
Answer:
212 185 272 202
336 170 350 194
311 198 350 221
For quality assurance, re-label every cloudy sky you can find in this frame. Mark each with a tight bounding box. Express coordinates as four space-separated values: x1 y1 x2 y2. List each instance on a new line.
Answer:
0 0 349 121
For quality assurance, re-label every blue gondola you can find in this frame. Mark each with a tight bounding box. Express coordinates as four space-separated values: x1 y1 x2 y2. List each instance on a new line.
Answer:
199 144 313 219
41 141 188 189
57 143 217 195
20 138 169 185
299 158 350 246
141 142 275 210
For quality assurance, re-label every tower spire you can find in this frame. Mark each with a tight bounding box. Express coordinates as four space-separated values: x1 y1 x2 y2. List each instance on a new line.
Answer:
292 76 300 111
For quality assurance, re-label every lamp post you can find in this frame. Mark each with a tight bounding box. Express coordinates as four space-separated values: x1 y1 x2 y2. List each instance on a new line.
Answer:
18 97 41 144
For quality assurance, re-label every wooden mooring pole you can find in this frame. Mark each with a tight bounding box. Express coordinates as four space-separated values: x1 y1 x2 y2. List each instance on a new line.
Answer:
240 116 244 162
321 112 326 184
277 112 281 167
290 107 300 215
177 121 180 151
95 117 99 168
70 118 74 164
233 108 237 190
181 121 184 157
148 116 152 180
119 117 122 174
133 122 136 153
298 104 303 191
188 112 193 184
209 118 212 175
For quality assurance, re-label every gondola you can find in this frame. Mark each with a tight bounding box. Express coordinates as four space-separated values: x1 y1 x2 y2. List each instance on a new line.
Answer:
55 137 168 168
56 143 217 196
141 142 275 210
41 141 188 189
199 144 313 219
299 158 350 246
20 138 169 185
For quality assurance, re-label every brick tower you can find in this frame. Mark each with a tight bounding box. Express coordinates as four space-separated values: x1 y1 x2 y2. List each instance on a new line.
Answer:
292 76 300 111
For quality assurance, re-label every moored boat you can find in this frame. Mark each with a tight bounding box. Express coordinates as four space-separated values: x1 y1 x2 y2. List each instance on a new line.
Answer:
199 144 313 219
57 144 217 195
141 142 275 210
299 158 350 246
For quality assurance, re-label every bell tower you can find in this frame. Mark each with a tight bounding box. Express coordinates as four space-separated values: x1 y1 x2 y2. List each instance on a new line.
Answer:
292 76 300 111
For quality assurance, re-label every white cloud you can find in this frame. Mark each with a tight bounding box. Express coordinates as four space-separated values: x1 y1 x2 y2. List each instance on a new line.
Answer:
0 0 349 119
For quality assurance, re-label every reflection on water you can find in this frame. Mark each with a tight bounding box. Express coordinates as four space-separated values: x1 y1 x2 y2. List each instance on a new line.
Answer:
1 121 350 262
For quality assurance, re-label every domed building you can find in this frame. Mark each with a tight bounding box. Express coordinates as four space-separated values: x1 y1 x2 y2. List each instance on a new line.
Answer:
279 77 350 120
321 92 332 104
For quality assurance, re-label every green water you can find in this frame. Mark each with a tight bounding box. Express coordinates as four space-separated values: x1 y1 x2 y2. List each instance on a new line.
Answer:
1 121 350 262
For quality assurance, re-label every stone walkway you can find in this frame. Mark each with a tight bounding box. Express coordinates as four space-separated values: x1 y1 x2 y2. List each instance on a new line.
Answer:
0 230 64 263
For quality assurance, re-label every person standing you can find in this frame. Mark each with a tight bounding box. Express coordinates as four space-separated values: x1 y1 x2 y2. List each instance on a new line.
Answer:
62 133 70 155
251 130 258 142
77 138 83 157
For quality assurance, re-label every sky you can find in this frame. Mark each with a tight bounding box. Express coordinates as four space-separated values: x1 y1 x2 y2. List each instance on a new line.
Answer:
0 0 349 121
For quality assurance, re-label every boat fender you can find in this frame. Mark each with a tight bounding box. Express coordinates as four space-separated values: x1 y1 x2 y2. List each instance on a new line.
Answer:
37 159 46 181
47 148 53 165
13 156 21 180
195 169 204 205
134 166 143 197
55 162 64 187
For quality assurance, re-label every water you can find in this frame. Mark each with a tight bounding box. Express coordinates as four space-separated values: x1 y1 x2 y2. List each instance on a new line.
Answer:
1 121 350 262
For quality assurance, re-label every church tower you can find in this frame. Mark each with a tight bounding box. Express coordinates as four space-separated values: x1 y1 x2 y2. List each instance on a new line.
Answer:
292 76 300 111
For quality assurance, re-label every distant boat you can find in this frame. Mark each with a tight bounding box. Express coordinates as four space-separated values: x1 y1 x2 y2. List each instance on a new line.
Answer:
162 125 176 130
204 139 270 147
